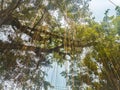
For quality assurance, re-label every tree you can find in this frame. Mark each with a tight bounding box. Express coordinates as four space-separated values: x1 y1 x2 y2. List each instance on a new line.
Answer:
1 0 119 90
63 8 120 90
0 0 93 89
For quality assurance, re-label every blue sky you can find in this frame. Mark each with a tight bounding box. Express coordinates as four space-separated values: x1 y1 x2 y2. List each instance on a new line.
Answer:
89 0 120 21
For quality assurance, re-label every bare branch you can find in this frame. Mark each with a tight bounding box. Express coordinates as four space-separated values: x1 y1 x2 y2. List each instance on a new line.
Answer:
108 0 118 7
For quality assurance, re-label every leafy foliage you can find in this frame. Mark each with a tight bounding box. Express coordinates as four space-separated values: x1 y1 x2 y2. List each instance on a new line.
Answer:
0 0 120 90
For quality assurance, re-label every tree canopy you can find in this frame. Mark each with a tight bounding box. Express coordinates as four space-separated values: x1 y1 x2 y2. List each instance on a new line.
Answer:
0 0 120 90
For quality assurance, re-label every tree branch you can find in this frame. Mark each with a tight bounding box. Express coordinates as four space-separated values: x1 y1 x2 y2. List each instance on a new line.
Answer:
0 40 64 54
1 0 4 11
0 0 22 26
